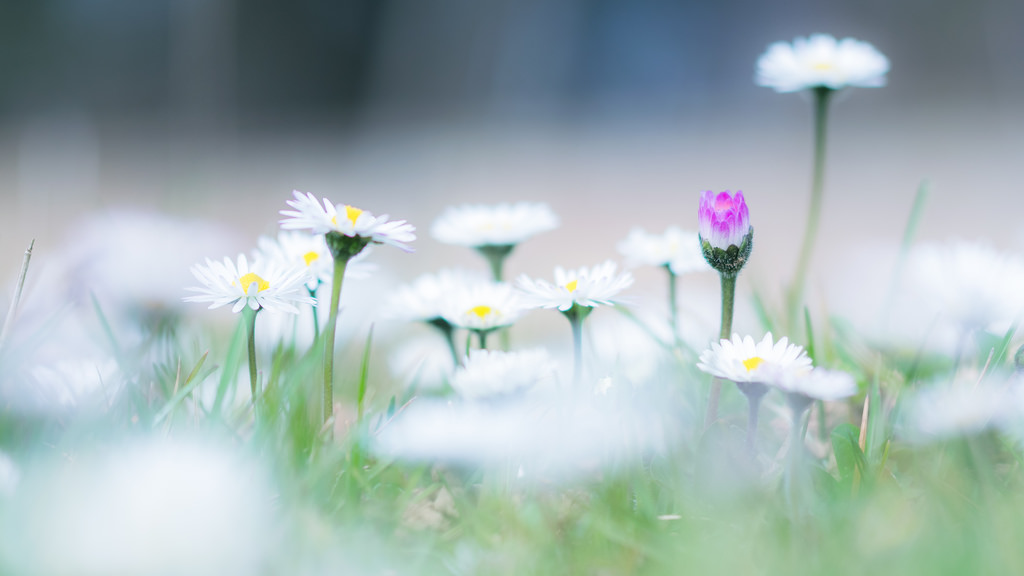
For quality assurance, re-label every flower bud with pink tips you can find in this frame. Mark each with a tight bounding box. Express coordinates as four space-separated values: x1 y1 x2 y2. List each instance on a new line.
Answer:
698 190 753 278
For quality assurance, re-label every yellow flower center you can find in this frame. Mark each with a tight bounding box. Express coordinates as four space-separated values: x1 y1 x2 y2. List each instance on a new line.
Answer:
468 305 493 319
303 251 320 266
564 280 578 293
742 356 764 372
812 61 834 70
238 272 269 293
344 205 363 226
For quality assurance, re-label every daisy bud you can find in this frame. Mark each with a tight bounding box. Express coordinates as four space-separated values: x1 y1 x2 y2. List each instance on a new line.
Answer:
698 190 753 277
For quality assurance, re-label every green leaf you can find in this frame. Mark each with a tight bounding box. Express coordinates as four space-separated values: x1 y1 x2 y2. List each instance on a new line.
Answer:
831 422 867 490
803 307 816 363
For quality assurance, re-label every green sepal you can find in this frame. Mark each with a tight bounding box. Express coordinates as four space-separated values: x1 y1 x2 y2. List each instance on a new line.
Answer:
700 227 754 278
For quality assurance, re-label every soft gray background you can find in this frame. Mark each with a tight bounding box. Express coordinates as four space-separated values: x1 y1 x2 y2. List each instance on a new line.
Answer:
1 0 1022 319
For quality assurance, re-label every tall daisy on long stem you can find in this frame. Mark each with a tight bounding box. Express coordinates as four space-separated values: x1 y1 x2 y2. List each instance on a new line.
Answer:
697 333 811 454
281 190 415 425
432 202 559 281
184 254 313 407
618 226 709 346
756 34 889 325
517 261 633 385
698 190 753 427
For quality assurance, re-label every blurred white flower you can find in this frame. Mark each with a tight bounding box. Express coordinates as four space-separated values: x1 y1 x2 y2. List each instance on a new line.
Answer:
374 383 676 480
431 202 559 248
52 208 242 312
1 439 275 576
442 282 526 333
586 313 669 385
184 253 314 314
617 226 709 275
756 34 890 93
902 381 1018 442
385 268 489 323
772 367 858 402
906 240 1024 335
516 261 633 312
450 348 558 400
697 333 812 384
280 190 415 252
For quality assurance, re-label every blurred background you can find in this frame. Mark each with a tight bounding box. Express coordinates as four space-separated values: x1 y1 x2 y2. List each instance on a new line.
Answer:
1 0 1023 319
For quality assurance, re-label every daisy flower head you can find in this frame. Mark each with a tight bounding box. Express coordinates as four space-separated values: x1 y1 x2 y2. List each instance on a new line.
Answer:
442 281 526 333
698 190 753 277
385 268 489 323
431 202 559 249
772 367 857 411
451 348 558 400
902 381 1018 442
617 226 710 275
907 240 1024 335
183 253 314 314
256 231 375 292
696 332 812 385
756 34 890 93
516 261 634 312
280 190 416 258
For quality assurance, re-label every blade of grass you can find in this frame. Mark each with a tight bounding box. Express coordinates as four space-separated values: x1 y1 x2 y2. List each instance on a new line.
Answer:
881 179 929 329
0 239 34 348
212 315 247 415
152 351 211 426
803 306 816 363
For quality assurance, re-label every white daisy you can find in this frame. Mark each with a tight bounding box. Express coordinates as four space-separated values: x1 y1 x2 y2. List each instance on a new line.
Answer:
450 348 558 400
385 268 489 323
772 367 857 402
617 226 709 275
431 202 559 248
756 34 890 93
906 240 1024 334
256 231 375 291
696 332 812 384
902 380 1018 442
279 190 416 252
183 254 314 314
516 261 634 312
442 281 526 333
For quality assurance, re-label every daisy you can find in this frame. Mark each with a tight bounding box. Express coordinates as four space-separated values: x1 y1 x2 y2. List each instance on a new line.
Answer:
256 231 375 293
386 268 491 364
516 261 633 312
431 202 559 249
773 367 857 405
618 226 708 275
517 261 633 384
432 202 559 281
907 240 1024 336
280 190 415 424
756 34 890 93
185 254 313 405
902 380 1018 442
183 254 313 314
618 226 710 345
450 348 558 400
442 282 526 348
280 190 416 254
697 332 811 452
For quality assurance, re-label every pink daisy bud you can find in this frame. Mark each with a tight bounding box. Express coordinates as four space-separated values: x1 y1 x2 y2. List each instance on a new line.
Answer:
698 190 753 277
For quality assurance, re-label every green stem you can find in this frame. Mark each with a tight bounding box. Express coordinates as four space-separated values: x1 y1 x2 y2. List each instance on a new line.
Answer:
243 306 259 407
477 330 489 350
428 318 460 366
704 273 737 428
564 304 592 386
308 286 320 338
667 266 681 347
323 257 349 425
741 384 768 456
787 87 833 328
